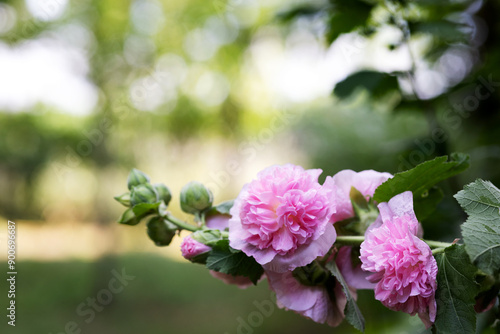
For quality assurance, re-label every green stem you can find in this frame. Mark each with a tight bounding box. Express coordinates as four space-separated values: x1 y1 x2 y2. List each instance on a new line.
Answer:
335 236 453 250
425 240 452 249
432 248 445 255
165 213 199 232
335 236 365 246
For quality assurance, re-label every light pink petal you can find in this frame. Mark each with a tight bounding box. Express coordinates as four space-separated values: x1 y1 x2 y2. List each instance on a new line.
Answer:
352 170 393 197
209 270 262 289
206 214 230 230
263 223 337 273
336 246 375 290
267 271 320 311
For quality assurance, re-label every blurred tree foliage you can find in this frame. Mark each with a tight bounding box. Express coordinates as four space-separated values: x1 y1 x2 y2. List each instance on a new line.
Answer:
282 0 500 250
0 0 499 235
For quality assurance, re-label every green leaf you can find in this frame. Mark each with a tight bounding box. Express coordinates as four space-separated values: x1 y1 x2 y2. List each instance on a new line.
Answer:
326 261 365 332
410 20 469 43
276 5 322 23
455 179 500 276
206 200 234 217
132 202 161 217
373 154 469 220
206 241 264 285
434 244 479 334
333 71 399 99
326 0 374 43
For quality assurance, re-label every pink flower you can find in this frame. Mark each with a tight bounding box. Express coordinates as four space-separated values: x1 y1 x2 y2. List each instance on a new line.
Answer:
323 169 392 223
322 169 392 290
266 249 357 327
336 246 374 290
229 164 336 273
209 270 260 289
206 214 230 230
359 191 437 328
180 235 212 260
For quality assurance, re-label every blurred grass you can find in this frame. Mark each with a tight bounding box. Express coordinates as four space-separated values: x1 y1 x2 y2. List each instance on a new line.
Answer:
4 254 433 334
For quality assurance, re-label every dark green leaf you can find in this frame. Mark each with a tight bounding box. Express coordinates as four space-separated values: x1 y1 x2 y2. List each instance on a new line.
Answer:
455 179 500 276
434 244 479 334
333 71 399 99
276 5 322 22
414 187 444 220
326 261 365 332
410 20 470 43
373 154 469 220
327 0 374 43
206 241 264 284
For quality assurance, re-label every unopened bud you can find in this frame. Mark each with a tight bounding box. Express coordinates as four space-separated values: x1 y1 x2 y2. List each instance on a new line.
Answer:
118 208 140 225
180 181 213 214
114 192 131 207
146 217 178 246
130 183 158 206
154 183 172 206
127 168 150 190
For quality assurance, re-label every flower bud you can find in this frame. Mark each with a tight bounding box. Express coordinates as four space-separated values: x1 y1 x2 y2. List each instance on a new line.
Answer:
118 208 140 225
180 235 212 262
130 183 159 206
180 181 213 214
146 217 178 246
127 168 150 190
114 192 131 207
153 183 172 206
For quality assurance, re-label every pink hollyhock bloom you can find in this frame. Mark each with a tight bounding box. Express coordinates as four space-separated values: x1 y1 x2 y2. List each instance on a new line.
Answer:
209 270 261 289
229 164 336 273
359 191 438 328
206 214 230 230
266 248 357 327
323 169 392 223
180 235 212 260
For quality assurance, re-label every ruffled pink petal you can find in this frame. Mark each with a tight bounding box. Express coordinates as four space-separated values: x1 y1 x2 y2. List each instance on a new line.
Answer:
228 164 334 271
263 223 337 273
359 191 437 328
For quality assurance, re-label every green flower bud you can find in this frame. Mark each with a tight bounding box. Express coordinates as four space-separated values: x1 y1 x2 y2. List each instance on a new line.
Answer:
130 183 159 206
114 192 131 207
127 168 150 190
180 181 213 214
118 208 140 226
146 217 178 246
154 183 172 206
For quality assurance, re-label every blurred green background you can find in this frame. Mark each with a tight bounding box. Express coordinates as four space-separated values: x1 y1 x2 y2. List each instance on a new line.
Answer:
1 0 500 333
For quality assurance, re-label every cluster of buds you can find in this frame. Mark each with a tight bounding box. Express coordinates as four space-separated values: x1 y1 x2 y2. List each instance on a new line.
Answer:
114 169 220 248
